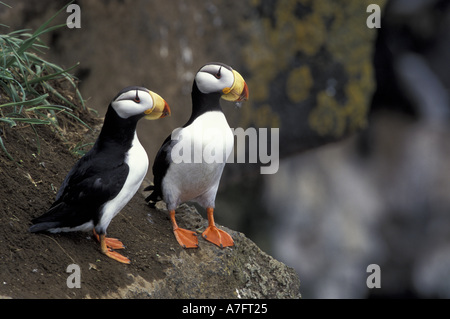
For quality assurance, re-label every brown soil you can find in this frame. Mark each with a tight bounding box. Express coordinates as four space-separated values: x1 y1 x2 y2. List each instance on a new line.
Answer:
0 103 188 298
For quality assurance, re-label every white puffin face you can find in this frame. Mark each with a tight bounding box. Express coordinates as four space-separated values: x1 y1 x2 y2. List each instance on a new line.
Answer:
111 86 170 120
195 63 235 95
112 87 154 119
194 63 249 103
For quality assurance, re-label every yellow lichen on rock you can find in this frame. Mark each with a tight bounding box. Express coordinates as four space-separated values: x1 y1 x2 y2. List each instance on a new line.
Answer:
239 0 385 140
287 66 313 104
304 0 384 137
309 90 345 137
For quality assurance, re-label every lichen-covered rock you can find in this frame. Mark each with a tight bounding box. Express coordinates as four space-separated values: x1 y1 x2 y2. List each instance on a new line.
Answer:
105 204 301 299
235 0 386 156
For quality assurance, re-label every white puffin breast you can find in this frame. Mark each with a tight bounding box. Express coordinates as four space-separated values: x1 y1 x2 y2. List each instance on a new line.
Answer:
163 111 233 208
97 132 149 232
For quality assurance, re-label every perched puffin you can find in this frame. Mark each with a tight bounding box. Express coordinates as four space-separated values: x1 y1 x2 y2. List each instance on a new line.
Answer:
145 62 249 248
30 86 171 264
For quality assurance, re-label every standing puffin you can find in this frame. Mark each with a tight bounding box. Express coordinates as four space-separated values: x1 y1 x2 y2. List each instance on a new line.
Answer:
145 62 249 248
30 86 170 264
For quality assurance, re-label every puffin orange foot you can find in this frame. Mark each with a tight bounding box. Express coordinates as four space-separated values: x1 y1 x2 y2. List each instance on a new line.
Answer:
93 231 125 250
202 226 234 248
173 228 199 248
103 237 125 250
94 230 130 264
103 248 131 264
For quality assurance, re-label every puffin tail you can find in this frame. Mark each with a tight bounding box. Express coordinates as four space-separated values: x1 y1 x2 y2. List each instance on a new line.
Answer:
143 184 161 207
143 184 154 192
29 222 60 233
29 202 65 233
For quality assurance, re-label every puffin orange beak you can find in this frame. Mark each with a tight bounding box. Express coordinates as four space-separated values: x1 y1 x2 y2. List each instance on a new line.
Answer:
221 69 249 102
165 101 171 117
158 100 171 118
145 91 171 120
238 81 249 102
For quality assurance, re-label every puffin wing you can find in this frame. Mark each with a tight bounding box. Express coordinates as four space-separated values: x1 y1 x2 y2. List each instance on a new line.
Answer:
145 134 173 204
30 151 129 232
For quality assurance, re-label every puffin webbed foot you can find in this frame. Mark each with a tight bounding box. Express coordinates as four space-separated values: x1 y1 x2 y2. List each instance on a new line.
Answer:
169 209 198 248
102 236 125 250
173 228 199 248
203 207 234 248
202 225 234 248
103 247 131 264
93 230 130 264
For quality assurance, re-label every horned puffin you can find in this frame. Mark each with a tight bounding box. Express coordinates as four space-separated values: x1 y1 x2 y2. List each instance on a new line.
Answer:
145 62 249 248
30 86 171 264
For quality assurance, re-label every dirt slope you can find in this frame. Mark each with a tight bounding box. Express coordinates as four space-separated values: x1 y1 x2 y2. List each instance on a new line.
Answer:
0 108 300 299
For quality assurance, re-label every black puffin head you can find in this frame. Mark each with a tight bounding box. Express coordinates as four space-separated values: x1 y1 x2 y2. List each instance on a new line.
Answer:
193 62 249 104
111 86 171 120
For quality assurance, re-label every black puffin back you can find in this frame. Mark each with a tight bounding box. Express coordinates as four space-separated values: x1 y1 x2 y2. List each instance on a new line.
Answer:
30 105 141 232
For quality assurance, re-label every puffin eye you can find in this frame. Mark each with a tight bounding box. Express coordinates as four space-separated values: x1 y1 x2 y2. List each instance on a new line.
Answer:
214 67 222 79
133 90 140 103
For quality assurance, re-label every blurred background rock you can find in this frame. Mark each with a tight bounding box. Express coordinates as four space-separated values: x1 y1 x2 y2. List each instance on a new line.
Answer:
2 0 449 298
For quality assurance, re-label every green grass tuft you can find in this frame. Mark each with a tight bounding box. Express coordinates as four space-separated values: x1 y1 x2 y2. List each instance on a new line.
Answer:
0 1 89 160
